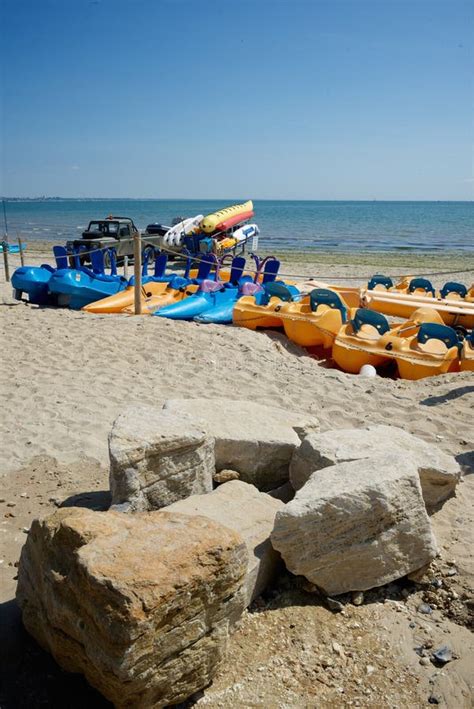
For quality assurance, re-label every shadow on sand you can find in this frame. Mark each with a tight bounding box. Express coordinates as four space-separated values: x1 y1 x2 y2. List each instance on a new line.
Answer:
420 385 474 407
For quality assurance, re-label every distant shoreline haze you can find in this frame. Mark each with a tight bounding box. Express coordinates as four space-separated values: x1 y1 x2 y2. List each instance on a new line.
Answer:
2 199 473 253
2 197 473 203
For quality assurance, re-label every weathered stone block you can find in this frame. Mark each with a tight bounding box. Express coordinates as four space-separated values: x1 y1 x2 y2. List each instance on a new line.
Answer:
272 454 438 595
166 480 283 605
109 404 214 511
16 507 247 708
290 425 461 510
163 398 319 491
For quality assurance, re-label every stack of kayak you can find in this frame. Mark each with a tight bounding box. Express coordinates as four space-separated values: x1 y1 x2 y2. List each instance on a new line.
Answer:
233 275 474 379
156 200 259 257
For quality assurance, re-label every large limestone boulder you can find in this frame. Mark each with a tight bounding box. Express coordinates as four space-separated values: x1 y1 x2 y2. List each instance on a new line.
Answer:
16 507 247 708
162 398 319 491
109 404 214 511
166 480 283 606
290 425 461 510
272 454 438 595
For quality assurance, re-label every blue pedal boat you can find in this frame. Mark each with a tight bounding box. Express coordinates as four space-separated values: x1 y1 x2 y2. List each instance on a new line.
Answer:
12 246 72 305
48 247 128 310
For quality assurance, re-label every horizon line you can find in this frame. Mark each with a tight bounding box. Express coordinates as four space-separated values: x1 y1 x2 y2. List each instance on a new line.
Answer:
2 196 473 203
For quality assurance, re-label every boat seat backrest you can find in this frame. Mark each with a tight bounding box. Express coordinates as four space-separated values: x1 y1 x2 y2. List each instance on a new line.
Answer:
90 248 105 275
229 256 246 285
439 281 467 299
351 308 390 335
417 323 460 349
53 245 69 270
153 251 168 278
196 253 216 281
261 258 281 284
309 288 347 322
408 278 435 295
367 274 393 290
264 281 294 302
467 330 474 345
141 245 155 276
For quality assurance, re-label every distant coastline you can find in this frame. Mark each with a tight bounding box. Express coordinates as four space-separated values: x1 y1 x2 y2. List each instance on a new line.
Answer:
2 197 473 203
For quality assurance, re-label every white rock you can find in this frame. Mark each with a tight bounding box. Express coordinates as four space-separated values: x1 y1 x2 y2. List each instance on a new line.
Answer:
165 480 283 606
272 454 438 595
109 404 214 512
162 398 319 491
289 425 461 510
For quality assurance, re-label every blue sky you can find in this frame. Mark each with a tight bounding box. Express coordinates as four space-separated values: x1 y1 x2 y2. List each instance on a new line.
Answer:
1 0 472 199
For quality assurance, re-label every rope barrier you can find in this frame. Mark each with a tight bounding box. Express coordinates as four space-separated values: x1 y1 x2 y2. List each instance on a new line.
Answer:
2 231 473 284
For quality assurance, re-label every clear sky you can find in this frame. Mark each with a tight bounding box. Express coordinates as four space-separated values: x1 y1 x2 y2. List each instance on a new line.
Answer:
0 0 472 200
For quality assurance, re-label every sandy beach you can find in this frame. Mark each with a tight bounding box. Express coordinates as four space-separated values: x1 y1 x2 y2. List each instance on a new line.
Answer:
1 247 473 707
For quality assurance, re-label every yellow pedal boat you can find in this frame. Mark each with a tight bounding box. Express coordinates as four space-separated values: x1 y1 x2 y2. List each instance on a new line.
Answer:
311 276 474 329
280 289 349 348
332 307 459 379
232 282 300 330
460 330 474 372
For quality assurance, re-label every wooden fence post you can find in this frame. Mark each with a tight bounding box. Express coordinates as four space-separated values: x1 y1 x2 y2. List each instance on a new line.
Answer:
18 236 25 267
2 241 9 282
133 232 142 315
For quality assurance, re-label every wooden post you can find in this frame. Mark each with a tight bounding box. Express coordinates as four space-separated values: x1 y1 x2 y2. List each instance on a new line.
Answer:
123 254 129 280
133 232 142 314
2 241 9 282
18 236 25 267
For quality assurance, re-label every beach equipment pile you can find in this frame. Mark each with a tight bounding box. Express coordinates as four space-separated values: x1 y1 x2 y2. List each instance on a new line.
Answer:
154 200 259 257
11 240 474 379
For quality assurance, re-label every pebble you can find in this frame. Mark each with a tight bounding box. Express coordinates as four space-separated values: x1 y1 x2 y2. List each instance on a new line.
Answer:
365 665 375 675
431 645 453 665
418 603 432 615
332 642 344 657
320 657 334 669
326 597 344 612
409 622 416 629
420 657 431 666
352 591 364 606
444 568 457 577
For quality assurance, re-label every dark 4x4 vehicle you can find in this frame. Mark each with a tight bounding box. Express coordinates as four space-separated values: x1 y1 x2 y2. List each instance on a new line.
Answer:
67 216 157 265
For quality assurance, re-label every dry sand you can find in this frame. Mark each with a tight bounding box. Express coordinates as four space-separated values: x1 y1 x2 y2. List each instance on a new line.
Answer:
0 247 473 707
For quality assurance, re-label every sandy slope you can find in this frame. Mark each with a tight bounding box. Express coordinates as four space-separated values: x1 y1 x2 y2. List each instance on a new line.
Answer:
0 249 473 707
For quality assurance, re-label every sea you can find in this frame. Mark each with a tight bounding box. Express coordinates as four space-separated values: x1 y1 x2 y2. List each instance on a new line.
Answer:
2 199 473 253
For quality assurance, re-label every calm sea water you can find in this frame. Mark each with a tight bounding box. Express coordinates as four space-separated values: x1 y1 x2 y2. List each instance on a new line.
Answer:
2 199 473 253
